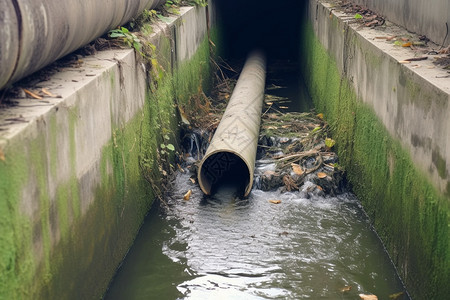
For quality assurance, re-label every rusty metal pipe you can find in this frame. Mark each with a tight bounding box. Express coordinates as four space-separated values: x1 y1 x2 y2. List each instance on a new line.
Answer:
198 50 266 197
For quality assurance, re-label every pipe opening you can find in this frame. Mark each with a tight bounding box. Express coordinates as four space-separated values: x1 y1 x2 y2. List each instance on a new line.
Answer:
198 152 250 197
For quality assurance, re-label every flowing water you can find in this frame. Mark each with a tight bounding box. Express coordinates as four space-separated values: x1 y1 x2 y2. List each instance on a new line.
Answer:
104 64 409 299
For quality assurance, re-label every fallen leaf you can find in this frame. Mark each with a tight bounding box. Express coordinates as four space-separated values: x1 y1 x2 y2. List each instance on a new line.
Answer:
317 113 324 119
178 106 190 125
316 185 323 191
389 291 404 299
291 163 304 175
189 177 196 184
386 36 397 41
359 294 378 300
365 20 379 27
23 89 42 99
41 88 57 97
183 190 192 201
325 137 336 148
269 199 281 204
404 56 428 61
402 42 412 47
340 286 352 292
400 37 409 42
317 172 327 179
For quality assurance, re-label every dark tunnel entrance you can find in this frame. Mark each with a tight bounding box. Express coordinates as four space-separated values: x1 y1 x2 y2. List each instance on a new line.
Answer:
214 0 307 62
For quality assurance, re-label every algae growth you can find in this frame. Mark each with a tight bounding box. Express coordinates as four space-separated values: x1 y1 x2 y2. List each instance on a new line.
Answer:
300 20 449 300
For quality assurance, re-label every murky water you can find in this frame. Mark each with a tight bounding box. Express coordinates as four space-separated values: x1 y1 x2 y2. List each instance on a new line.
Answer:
105 169 407 299
104 63 409 299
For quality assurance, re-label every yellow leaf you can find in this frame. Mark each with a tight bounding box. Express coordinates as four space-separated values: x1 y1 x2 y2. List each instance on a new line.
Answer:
41 88 57 97
325 137 336 148
317 113 324 120
269 199 281 204
389 292 404 299
359 294 378 300
317 172 327 179
23 88 42 99
402 42 412 47
340 286 352 292
178 106 190 125
291 163 304 175
183 190 192 201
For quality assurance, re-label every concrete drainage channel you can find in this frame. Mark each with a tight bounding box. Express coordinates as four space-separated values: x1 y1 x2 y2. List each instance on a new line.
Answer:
104 57 410 299
0 0 448 298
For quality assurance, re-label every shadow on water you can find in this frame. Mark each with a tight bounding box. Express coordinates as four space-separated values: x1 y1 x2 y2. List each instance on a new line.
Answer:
265 61 313 112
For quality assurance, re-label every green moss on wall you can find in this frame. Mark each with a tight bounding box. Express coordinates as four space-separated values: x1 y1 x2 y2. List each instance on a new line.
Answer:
0 24 214 298
300 21 449 300
174 36 212 105
0 141 35 299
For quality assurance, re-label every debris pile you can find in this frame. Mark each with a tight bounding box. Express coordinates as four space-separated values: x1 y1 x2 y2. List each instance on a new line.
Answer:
340 2 385 28
181 72 349 198
255 111 348 198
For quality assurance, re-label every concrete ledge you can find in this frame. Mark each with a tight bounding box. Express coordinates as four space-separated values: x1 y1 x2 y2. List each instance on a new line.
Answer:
0 5 211 299
313 0 450 196
302 0 449 298
352 0 450 47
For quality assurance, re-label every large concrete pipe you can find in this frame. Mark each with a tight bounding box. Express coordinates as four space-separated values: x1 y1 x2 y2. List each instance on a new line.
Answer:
198 51 266 197
0 0 166 90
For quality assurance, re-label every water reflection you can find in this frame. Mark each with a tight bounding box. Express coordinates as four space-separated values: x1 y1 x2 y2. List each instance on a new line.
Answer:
105 170 408 299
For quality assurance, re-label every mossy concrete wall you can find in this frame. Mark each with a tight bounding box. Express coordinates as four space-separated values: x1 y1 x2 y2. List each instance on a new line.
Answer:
0 4 215 299
301 1 449 299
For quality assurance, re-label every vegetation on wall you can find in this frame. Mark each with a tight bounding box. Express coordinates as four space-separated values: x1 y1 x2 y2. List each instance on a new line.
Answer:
300 21 449 300
0 2 215 298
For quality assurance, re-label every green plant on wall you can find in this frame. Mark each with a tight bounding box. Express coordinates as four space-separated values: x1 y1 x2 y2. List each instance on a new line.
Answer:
188 0 207 6
166 0 207 8
108 27 143 55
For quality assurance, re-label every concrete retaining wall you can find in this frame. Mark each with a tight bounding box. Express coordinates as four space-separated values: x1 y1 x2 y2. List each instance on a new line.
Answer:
0 4 213 299
301 0 449 299
353 0 450 47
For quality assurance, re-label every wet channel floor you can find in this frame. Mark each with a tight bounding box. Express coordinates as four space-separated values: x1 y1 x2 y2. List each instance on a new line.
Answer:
104 63 409 299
